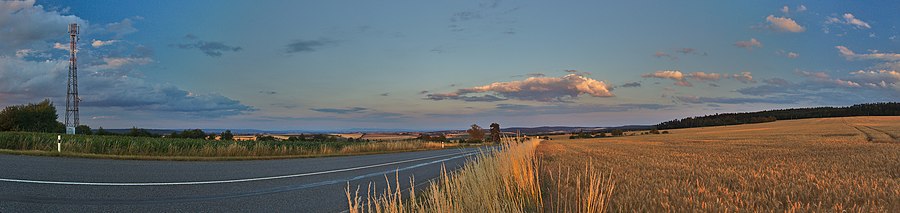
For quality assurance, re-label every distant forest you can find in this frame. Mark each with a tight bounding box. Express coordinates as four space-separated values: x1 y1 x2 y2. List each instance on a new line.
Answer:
656 102 900 130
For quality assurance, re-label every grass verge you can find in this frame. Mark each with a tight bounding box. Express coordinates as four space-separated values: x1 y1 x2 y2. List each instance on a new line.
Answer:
0 132 479 161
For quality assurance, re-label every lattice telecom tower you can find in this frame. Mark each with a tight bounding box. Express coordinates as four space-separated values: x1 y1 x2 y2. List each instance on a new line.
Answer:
64 23 80 133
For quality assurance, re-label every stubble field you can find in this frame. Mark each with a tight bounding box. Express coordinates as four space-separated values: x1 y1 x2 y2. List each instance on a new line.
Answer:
538 116 900 212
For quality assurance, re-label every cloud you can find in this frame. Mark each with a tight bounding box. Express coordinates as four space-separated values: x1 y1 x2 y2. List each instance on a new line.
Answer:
765 15 805 32
380 92 390 96
687 72 722 81
512 73 546 78
53 42 70 51
0 57 254 117
675 95 798 104
87 57 153 70
426 74 613 102
104 18 138 38
620 82 641 88
641 70 684 80
836 46 900 61
91 39 118 48
653 51 676 60
673 80 693 87
0 0 86 55
173 39 243 57
827 13 871 29
729 72 756 83
310 107 368 114
763 78 790 86
285 39 336 54
787 52 799 58
425 94 506 102
734 38 762 49
796 70 830 80
643 70 754 86
781 6 789 13
640 70 693 87
848 70 900 89
259 90 277 95
675 48 706 56
796 5 807 12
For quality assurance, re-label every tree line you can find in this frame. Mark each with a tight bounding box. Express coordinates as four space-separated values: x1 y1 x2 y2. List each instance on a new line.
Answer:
656 102 900 130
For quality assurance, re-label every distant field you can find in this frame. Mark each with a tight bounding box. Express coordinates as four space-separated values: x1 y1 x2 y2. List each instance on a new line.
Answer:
359 133 418 141
539 116 900 212
0 132 466 160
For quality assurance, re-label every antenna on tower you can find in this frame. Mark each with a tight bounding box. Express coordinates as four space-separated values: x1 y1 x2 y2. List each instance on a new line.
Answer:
65 23 79 134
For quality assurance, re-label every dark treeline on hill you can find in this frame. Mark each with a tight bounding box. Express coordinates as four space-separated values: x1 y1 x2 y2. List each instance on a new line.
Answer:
657 102 900 130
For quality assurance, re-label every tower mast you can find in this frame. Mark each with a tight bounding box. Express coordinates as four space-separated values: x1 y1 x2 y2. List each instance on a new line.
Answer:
65 23 79 133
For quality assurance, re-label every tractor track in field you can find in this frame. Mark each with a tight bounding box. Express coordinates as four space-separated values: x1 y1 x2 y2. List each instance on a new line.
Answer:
845 120 898 143
864 126 900 141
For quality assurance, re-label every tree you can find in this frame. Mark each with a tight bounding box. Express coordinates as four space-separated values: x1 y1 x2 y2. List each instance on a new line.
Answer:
172 129 206 139
256 134 277 141
75 125 92 135
611 129 624 136
489 123 501 143
221 130 234 141
0 99 62 133
95 126 115 135
128 127 157 137
467 124 485 143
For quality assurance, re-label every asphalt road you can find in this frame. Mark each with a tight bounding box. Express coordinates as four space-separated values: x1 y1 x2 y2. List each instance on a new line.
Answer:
0 147 484 212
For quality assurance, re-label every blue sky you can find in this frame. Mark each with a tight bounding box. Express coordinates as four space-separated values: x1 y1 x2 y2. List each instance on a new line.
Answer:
1 0 899 130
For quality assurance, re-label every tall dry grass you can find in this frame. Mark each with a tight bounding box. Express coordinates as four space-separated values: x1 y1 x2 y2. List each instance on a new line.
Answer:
346 138 615 213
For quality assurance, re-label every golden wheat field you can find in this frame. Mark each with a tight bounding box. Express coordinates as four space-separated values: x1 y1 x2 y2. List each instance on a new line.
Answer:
539 116 900 212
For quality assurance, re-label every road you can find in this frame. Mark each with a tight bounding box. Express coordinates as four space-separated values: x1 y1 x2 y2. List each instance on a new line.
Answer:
0 147 484 212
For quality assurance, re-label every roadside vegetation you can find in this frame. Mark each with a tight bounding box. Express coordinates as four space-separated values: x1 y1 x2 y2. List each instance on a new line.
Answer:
346 137 615 212
0 131 460 160
0 100 473 160
542 117 900 212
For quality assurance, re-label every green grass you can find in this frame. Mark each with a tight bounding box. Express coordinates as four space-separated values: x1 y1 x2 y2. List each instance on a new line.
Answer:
0 132 470 160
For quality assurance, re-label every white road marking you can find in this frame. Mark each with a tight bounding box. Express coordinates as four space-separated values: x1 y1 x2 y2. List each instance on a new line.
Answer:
0 150 483 186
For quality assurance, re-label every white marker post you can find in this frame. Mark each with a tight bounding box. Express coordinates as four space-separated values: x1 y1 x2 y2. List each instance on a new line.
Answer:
57 135 61 152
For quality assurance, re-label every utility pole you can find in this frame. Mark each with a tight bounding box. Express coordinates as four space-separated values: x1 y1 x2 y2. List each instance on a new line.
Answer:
64 23 79 134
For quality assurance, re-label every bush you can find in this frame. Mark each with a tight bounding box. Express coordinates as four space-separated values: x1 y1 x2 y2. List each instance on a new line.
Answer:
0 99 63 133
662 131 669 134
611 129 624 136
649 129 660 134
75 125 92 135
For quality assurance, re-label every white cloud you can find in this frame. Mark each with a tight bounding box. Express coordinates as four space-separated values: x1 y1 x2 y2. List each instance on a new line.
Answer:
427 74 614 102
765 15 805 32
796 5 807 12
826 13 871 29
734 38 762 49
642 70 684 80
88 57 153 70
780 6 789 13
91 39 118 48
836 46 900 61
0 0 86 55
787 52 799 59
53 42 70 51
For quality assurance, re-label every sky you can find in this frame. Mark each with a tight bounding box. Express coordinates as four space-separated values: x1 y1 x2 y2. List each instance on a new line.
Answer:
1 0 899 131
